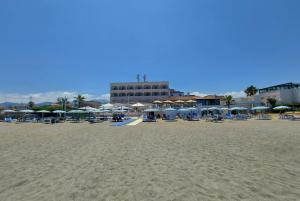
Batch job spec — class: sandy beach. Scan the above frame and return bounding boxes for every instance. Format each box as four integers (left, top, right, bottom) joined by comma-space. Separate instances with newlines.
0, 119, 299, 201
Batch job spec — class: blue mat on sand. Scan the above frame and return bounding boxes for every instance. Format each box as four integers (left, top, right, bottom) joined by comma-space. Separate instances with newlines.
111, 118, 134, 127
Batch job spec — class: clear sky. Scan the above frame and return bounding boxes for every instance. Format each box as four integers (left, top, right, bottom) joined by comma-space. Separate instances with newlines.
0, 0, 299, 102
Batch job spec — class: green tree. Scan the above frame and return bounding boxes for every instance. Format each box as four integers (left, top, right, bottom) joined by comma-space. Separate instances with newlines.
244, 85, 258, 96
57, 97, 69, 110
74, 94, 85, 108
224, 95, 233, 109
28, 101, 35, 109
267, 98, 277, 108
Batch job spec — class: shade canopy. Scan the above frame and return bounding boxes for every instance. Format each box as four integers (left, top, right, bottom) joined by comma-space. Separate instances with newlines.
36, 110, 50, 113
251, 106, 269, 110
19, 109, 34, 113
52, 110, 66, 113
273, 106, 291, 110
131, 102, 145, 107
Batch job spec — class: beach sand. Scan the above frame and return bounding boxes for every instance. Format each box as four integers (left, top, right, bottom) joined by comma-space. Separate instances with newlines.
0, 119, 299, 201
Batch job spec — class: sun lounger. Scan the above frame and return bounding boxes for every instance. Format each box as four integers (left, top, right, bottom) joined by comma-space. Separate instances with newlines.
256, 114, 272, 120
291, 115, 300, 121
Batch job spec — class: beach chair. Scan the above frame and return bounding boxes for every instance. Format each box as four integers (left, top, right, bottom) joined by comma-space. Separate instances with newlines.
291, 115, 300, 121
256, 114, 272, 120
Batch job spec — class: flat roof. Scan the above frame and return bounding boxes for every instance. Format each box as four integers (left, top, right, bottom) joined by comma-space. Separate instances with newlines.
259, 82, 300, 91
111, 81, 169, 85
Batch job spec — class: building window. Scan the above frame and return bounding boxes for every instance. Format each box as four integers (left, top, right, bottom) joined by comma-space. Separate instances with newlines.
144, 85, 151, 89
152, 92, 159, 96
136, 86, 143, 90
127, 93, 134, 96
135, 92, 143, 96
152, 85, 159, 89
161, 85, 168, 89
145, 92, 151, 96
111, 86, 118, 90
161, 92, 168, 96
127, 86, 134, 90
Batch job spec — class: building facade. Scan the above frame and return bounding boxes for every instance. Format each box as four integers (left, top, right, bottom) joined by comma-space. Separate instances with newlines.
110, 81, 170, 103
255, 82, 300, 104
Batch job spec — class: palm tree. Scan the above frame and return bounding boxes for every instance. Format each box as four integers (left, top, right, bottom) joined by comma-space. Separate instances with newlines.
74, 95, 85, 108
57, 97, 69, 111
244, 85, 258, 96
224, 95, 233, 109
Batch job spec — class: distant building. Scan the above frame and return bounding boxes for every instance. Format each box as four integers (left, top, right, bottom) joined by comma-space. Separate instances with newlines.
170, 89, 184, 97
255, 82, 300, 105
163, 95, 225, 107
110, 81, 170, 103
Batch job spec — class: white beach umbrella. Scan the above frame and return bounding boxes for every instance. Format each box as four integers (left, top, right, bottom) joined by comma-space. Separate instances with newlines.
68, 110, 85, 113
101, 103, 114, 110
175, 100, 185, 103
208, 107, 221, 111
19, 109, 34, 113
251, 106, 269, 110
131, 102, 145, 107
273, 106, 291, 110
164, 108, 177, 111
153, 100, 163, 104
230, 107, 248, 111
36, 110, 50, 113
52, 110, 66, 113
99, 109, 111, 113
1, 109, 16, 113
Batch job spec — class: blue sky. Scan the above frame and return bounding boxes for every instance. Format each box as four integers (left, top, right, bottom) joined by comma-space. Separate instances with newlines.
0, 0, 299, 102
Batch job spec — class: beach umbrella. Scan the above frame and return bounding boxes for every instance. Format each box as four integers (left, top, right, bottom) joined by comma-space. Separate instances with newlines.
153, 100, 162, 104
101, 103, 114, 110
36, 110, 50, 119
251, 106, 269, 110
1, 109, 16, 113
164, 108, 177, 111
208, 107, 221, 111
230, 107, 248, 111
273, 106, 291, 110
273, 106, 291, 114
221, 107, 229, 111
131, 102, 145, 107
36, 110, 50, 113
52, 110, 66, 113
163, 100, 173, 104
19, 109, 34, 113
186, 100, 196, 103
68, 110, 86, 113
175, 100, 185, 103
